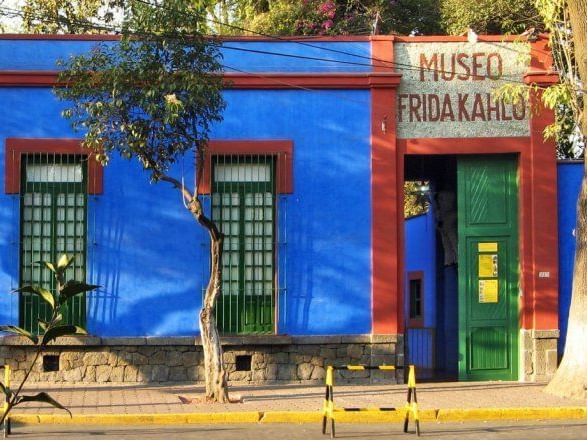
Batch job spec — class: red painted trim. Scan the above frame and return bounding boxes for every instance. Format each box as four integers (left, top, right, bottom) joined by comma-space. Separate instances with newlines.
526, 89, 559, 330
0, 71, 65, 87
0, 34, 120, 41
5, 138, 103, 194
399, 137, 530, 154
0, 34, 385, 42
394, 35, 523, 43
224, 73, 402, 89
524, 71, 559, 86
198, 140, 293, 195
407, 271, 425, 328
371, 37, 400, 335
0, 71, 402, 89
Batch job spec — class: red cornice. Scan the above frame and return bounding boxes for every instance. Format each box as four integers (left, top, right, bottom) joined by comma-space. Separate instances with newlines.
524, 70, 559, 86
0, 34, 386, 42
394, 35, 525, 42
398, 136, 531, 154
0, 70, 402, 89
198, 140, 293, 195
5, 138, 103, 194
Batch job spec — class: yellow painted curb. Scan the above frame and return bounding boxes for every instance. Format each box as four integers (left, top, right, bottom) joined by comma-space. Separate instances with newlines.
260, 411, 323, 424
8, 407, 587, 426
437, 407, 587, 422
10, 412, 262, 425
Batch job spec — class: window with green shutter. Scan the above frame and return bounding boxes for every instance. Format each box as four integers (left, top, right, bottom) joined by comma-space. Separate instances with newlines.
19, 154, 88, 334
212, 155, 275, 334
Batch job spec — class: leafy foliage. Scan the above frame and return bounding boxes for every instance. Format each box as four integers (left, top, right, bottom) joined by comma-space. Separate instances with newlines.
56, 0, 225, 182
238, 0, 442, 36
0, 255, 99, 426
440, 0, 541, 35
21, 0, 124, 34
404, 181, 429, 218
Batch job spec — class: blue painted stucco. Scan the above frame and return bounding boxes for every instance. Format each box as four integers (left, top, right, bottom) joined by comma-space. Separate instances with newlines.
0, 40, 372, 337
557, 161, 583, 354
404, 209, 436, 328
0, 39, 371, 73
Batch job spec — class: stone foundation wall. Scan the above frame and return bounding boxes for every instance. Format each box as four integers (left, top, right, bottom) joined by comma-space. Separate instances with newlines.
520, 329, 559, 382
0, 335, 403, 385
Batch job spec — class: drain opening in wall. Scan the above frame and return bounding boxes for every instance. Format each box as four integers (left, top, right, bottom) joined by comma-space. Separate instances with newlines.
235, 355, 252, 371
43, 355, 60, 372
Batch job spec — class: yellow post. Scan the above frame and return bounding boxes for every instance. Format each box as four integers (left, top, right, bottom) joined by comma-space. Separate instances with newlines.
403, 365, 421, 436
2, 365, 9, 415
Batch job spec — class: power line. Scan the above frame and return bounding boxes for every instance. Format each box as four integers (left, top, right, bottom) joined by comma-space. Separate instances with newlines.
0, 4, 545, 86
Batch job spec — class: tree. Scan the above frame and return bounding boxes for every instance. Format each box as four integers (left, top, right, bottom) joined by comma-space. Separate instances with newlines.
55, 0, 230, 402
543, 0, 587, 399
21, 0, 124, 34
236, 0, 442, 36
440, 0, 542, 35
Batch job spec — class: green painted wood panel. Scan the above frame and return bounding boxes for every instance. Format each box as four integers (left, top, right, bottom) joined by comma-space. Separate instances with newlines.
212, 156, 275, 334
19, 154, 87, 334
457, 155, 519, 381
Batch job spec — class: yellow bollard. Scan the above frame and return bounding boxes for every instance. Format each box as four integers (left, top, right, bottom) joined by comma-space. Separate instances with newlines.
403, 365, 420, 436
2, 365, 9, 414
2, 365, 11, 437
322, 366, 335, 438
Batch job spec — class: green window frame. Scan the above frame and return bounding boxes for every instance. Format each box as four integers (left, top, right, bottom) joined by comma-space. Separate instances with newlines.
19, 154, 88, 334
212, 155, 276, 334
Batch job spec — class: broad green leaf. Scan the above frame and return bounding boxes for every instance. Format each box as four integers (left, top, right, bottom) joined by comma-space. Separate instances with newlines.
57, 254, 75, 271
0, 326, 38, 344
13, 285, 55, 310
41, 261, 56, 273
60, 281, 100, 304
38, 319, 49, 332
42, 325, 87, 345
14, 392, 71, 417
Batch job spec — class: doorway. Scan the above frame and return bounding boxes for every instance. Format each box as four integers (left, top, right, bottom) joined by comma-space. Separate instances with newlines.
404, 154, 519, 381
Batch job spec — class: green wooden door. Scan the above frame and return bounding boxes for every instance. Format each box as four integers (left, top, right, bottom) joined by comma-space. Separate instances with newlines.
457, 156, 519, 381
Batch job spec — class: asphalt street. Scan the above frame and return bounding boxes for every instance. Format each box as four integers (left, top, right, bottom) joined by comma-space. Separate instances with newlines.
7, 420, 587, 439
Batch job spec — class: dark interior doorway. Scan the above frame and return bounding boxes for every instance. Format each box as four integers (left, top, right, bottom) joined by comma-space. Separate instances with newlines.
404, 155, 458, 381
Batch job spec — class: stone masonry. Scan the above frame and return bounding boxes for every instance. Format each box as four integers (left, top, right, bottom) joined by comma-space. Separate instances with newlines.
520, 329, 559, 382
0, 335, 403, 385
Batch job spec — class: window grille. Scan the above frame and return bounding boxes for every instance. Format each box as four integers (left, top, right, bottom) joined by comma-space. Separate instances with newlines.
211, 155, 276, 334
19, 153, 87, 334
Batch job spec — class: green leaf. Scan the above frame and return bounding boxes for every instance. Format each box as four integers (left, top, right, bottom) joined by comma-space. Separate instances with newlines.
0, 326, 38, 344
13, 285, 55, 310
60, 281, 100, 304
0, 381, 11, 399
41, 261, 56, 273
42, 325, 87, 345
14, 392, 71, 417
38, 319, 49, 332
57, 254, 75, 271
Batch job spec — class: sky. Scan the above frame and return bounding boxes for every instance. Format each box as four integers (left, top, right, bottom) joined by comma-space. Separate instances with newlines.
0, 0, 24, 32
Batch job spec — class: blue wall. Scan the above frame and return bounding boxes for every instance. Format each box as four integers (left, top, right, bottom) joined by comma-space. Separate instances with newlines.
0, 39, 373, 337
557, 161, 583, 354
404, 208, 436, 327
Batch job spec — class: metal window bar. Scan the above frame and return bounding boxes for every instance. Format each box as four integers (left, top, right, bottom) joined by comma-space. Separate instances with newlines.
19, 153, 88, 334
210, 154, 277, 335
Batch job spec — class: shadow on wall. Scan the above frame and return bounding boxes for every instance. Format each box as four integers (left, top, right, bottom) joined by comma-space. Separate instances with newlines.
87, 157, 204, 337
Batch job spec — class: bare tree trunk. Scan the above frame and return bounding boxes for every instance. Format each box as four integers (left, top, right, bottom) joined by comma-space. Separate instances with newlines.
545, 0, 587, 399
199, 229, 229, 403
160, 174, 229, 403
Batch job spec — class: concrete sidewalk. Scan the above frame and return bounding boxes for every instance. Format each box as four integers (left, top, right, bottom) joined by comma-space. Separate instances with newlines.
6, 380, 587, 424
